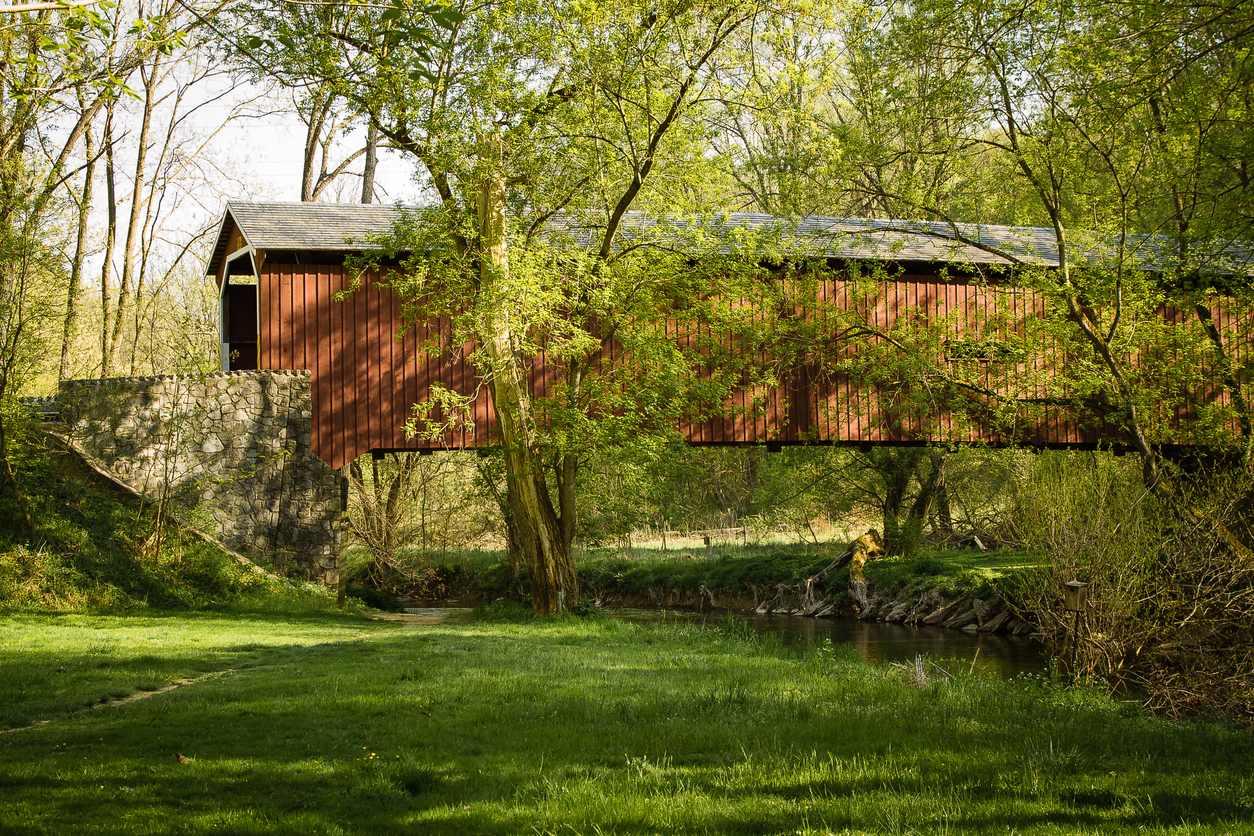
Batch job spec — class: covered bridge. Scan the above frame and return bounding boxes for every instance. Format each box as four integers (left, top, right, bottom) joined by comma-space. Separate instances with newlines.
206, 202, 1244, 470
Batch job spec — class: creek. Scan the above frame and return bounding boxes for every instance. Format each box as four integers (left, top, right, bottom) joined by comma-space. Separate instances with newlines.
612, 608, 1051, 679
404, 605, 1052, 679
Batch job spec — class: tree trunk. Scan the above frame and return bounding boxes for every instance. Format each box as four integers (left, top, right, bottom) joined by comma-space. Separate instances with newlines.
874, 448, 923, 557
59, 86, 95, 383
301, 88, 330, 203
900, 451, 946, 559
933, 467, 954, 537
476, 158, 577, 616
872, 448, 946, 559
108, 56, 158, 374
99, 102, 117, 377
360, 121, 378, 204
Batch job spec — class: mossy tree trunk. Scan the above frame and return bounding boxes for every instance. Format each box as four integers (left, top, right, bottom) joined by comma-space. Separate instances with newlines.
476, 164, 579, 615
873, 448, 946, 559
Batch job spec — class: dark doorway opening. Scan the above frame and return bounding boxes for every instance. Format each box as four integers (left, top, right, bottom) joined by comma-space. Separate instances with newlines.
224, 281, 258, 371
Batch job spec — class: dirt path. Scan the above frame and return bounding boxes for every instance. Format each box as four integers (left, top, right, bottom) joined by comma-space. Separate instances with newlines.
1, 611, 467, 735
0, 668, 241, 736
364, 608, 472, 627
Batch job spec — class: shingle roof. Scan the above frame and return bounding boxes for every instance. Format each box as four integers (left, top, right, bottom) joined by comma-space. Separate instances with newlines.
207, 201, 1250, 277
587, 214, 1069, 267
764, 215, 1066, 265
226, 201, 412, 250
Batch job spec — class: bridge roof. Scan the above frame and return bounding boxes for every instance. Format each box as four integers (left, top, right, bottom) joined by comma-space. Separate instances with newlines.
596, 214, 1067, 267
206, 202, 1250, 279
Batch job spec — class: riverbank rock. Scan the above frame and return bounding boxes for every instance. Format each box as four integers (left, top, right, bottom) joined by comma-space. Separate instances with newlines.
587, 582, 1038, 637
944, 605, 981, 630
923, 597, 965, 625
980, 608, 1013, 633
884, 601, 911, 622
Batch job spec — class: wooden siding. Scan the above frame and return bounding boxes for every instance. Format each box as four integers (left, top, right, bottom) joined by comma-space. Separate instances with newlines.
257, 262, 1244, 469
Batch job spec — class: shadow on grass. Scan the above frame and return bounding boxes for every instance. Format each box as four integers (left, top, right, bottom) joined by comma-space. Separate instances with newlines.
2, 621, 1251, 834
0, 610, 393, 730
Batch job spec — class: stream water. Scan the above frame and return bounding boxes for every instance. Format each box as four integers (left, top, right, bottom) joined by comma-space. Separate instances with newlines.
611, 608, 1052, 679
405, 605, 1052, 679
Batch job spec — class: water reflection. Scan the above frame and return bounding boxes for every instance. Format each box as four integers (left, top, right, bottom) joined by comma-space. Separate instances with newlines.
612, 608, 1051, 679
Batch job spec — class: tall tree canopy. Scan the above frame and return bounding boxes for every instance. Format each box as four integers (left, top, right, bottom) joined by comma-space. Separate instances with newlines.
819, 0, 1254, 489
243, 0, 804, 614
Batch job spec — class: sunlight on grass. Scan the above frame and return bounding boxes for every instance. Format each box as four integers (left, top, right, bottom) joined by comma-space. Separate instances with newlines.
2, 614, 1251, 835
0, 612, 393, 729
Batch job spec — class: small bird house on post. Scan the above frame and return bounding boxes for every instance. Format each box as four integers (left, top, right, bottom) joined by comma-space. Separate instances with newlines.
1062, 580, 1088, 686
1064, 580, 1089, 613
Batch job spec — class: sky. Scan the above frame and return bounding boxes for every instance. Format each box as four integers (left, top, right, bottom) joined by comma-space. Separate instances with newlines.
186, 79, 429, 211
217, 118, 426, 206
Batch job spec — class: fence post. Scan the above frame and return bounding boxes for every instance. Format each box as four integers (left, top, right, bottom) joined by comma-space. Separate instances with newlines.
337, 469, 349, 609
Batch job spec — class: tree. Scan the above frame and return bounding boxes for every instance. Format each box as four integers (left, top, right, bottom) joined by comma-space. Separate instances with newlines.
0, 0, 228, 538
288, 83, 385, 204
244, 0, 804, 615
0, 2, 153, 537
829, 0, 1254, 492
819, 0, 1254, 710
348, 451, 491, 589
707, 6, 855, 216
86, 0, 253, 378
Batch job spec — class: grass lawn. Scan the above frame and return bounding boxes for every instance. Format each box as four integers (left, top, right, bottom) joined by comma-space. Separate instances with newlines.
0, 610, 390, 729
574, 543, 1039, 603
2, 609, 1251, 835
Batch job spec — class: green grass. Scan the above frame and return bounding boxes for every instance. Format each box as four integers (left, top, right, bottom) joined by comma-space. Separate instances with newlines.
348, 538, 1039, 605
0, 611, 388, 730
580, 544, 832, 596
2, 610, 1250, 835
578, 543, 1037, 601
0, 442, 346, 614
861, 548, 1040, 599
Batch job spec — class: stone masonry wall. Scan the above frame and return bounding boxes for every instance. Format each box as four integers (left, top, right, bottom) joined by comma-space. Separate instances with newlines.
59, 371, 342, 585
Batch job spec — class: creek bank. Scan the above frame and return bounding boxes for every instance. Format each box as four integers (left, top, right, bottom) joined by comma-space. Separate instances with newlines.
588, 584, 1039, 637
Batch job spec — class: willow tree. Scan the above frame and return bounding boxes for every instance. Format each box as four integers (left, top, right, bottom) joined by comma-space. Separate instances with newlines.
242, 0, 802, 614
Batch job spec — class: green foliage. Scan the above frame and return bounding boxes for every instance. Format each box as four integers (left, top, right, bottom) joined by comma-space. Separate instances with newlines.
1010, 450, 1254, 723
243, 0, 828, 615
0, 448, 321, 613
863, 549, 1031, 598
471, 598, 536, 622
347, 451, 495, 587
574, 541, 1036, 610
577, 542, 1021, 599
571, 597, 607, 619
346, 584, 404, 613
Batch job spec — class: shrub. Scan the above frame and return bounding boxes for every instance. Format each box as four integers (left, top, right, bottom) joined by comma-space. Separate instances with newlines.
346, 584, 405, 612
1009, 450, 1254, 727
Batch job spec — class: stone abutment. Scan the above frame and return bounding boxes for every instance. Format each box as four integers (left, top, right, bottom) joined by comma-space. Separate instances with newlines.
58, 371, 342, 584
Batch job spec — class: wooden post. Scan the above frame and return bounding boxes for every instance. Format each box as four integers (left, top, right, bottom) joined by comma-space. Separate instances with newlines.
337, 468, 349, 609
1062, 580, 1088, 687
704, 535, 712, 562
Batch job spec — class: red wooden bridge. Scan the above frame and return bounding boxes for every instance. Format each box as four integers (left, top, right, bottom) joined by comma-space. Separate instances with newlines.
207, 202, 1247, 470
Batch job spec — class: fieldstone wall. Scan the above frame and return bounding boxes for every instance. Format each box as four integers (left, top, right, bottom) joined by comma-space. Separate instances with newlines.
58, 371, 342, 584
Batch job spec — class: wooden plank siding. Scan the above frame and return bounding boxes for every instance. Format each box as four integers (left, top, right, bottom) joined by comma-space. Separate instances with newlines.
253, 261, 1246, 470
